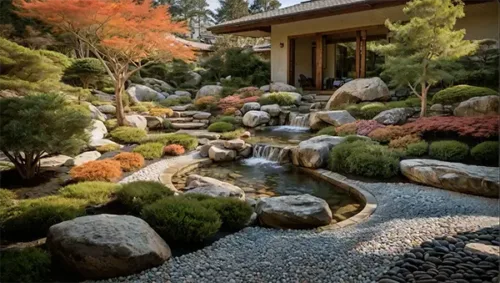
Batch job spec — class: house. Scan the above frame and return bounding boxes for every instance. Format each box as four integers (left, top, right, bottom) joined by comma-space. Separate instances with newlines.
208, 0, 498, 90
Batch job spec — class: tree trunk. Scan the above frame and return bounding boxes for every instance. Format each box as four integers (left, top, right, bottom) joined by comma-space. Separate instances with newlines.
420, 84, 428, 117
2, 151, 39, 179
115, 76, 126, 126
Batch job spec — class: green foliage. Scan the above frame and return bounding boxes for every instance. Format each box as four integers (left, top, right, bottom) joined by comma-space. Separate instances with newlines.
141, 197, 221, 243
62, 58, 104, 89
328, 140, 400, 178
221, 86, 238, 98
471, 141, 499, 166
104, 119, 118, 131
159, 96, 192, 107
344, 135, 371, 143
220, 128, 245, 140
59, 181, 119, 205
96, 143, 120, 153
359, 103, 387, 119
260, 92, 295, 106
431, 85, 498, 105
429, 140, 469, 162
130, 105, 148, 113
0, 93, 90, 179
132, 142, 164, 159
208, 121, 234, 133
405, 141, 428, 157
0, 196, 86, 241
200, 197, 253, 231
0, 248, 51, 283
110, 126, 147, 144
116, 181, 174, 214
141, 133, 198, 150
216, 115, 238, 125
316, 126, 336, 136
0, 189, 16, 207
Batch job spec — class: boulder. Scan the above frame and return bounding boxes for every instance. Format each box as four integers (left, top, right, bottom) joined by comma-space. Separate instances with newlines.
260, 82, 297, 93
195, 85, 223, 99
89, 138, 121, 149
291, 136, 345, 168
184, 174, 245, 200
47, 214, 171, 280
67, 151, 101, 166
192, 112, 211, 119
309, 111, 356, 130
183, 71, 202, 87
208, 146, 237, 162
145, 116, 164, 129
261, 92, 302, 105
88, 120, 108, 141
142, 78, 174, 92
240, 131, 251, 138
126, 84, 165, 103
97, 104, 116, 114
325, 77, 390, 109
174, 90, 192, 98
91, 89, 114, 102
241, 102, 261, 114
400, 159, 500, 198
453, 95, 499, 117
224, 139, 245, 150
238, 144, 252, 157
372, 108, 415, 125
261, 104, 281, 117
430, 104, 444, 111
87, 103, 107, 122
125, 115, 147, 130
40, 155, 73, 168
242, 111, 270, 127
171, 104, 193, 111
255, 194, 332, 229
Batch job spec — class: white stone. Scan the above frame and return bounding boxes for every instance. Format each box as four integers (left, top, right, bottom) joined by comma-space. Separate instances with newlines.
464, 243, 500, 257
224, 139, 245, 150
261, 104, 281, 117
67, 151, 101, 166
125, 115, 148, 130
40, 155, 73, 168
209, 146, 236, 162
242, 111, 270, 127
87, 120, 108, 141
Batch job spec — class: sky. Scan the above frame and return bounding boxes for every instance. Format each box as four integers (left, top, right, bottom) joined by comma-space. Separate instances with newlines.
207, 0, 303, 11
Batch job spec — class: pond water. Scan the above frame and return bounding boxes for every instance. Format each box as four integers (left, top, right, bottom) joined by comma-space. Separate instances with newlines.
172, 158, 362, 223
247, 126, 313, 145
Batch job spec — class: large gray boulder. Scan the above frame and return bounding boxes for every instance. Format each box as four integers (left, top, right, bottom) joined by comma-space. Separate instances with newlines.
125, 115, 147, 130
325, 77, 390, 109
309, 110, 356, 130
174, 90, 192, 98
373, 108, 415, 125
47, 214, 171, 280
184, 71, 202, 87
291, 135, 345, 168
255, 194, 333, 229
87, 103, 107, 122
142, 78, 174, 92
208, 146, 236, 162
184, 174, 245, 200
453, 95, 499, 117
87, 120, 108, 141
126, 84, 166, 103
400, 159, 500, 198
145, 116, 164, 129
260, 82, 297, 93
261, 104, 281, 117
97, 104, 116, 115
195, 85, 223, 99
241, 102, 261, 114
242, 110, 270, 127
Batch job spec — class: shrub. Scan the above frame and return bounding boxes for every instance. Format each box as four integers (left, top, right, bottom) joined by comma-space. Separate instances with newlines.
130, 105, 148, 113
110, 126, 147, 143
149, 107, 173, 117
96, 143, 120, 153
141, 197, 221, 243
163, 119, 174, 130
164, 144, 185, 156
220, 128, 246, 140
223, 107, 238, 115
221, 86, 237, 97
112, 152, 145, 171
316, 126, 337, 136
0, 189, 16, 207
328, 140, 400, 178
403, 116, 499, 138
388, 134, 422, 149
359, 103, 387, 119
59, 181, 119, 205
0, 196, 86, 241
406, 141, 428, 157
356, 120, 385, 136
471, 141, 499, 166
200, 197, 253, 231
159, 97, 192, 107
141, 133, 198, 150
429, 140, 469, 162
260, 92, 295, 106
194, 96, 218, 111
336, 122, 359, 136
70, 160, 122, 182
62, 58, 105, 90
208, 122, 234, 133
116, 181, 174, 214
235, 86, 264, 98
219, 95, 259, 112
368, 126, 406, 143
432, 85, 498, 105
344, 135, 371, 143
0, 248, 51, 283
133, 142, 164, 159
216, 115, 238, 125
104, 119, 118, 131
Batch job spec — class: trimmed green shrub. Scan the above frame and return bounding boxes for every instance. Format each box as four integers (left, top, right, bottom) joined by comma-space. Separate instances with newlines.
59, 181, 119, 205
0, 189, 16, 207
159, 96, 192, 107
344, 135, 371, 143
141, 133, 198, 150
62, 58, 105, 90
220, 128, 245, 140
359, 103, 387, 119
200, 197, 253, 231
116, 181, 174, 214
432, 85, 498, 105
141, 197, 221, 243
0, 196, 86, 241
328, 140, 400, 178
405, 141, 428, 157
316, 126, 336, 136
260, 92, 295, 106
0, 248, 51, 283
130, 105, 148, 113
216, 115, 238, 125
429, 140, 469, 162
96, 143, 120, 153
133, 142, 164, 159
471, 141, 499, 166
104, 119, 118, 131
110, 127, 147, 144
208, 121, 234, 133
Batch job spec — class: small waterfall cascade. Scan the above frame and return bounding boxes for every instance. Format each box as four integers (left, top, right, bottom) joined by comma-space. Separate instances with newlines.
252, 144, 291, 163
288, 112, 310, 128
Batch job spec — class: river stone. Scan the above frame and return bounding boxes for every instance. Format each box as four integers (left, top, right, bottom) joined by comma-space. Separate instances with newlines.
97, 104, 116, 114
195, 85, 223, 99
400, 159, 500, 198
242, 110, 270, 127
47, 214, 171, 280
453, 95, 499, 117
309, 110, 356, 130
192, 112, 211, 119
184, 174, 245, 200
87, 103, 107, 122
255, 194, 333, 229
224, 139, 245, 150
464, 243, 500, 257
260, 82, 297, 93
87, 120, 108, 141
261, 104, 281, 117
126, 84, 165, 103
208, 146, 237, 162
373, 108, 415, 125
325, 77, 390, 109
67, 151, 101, 166
125, 115, 147, 130
145, 116, 164, 129
291, 135, 345, 168
241, 102, 261, 114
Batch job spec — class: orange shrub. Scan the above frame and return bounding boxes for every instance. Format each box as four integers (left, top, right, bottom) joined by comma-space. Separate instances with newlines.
149, 107, 173, 117
223, 107, 238, 115
70, 160, 122, 182
336, 122, 359, 136
112, 152, 145, 171
368, 126, 406, 143
388, 134, 422, 149
164, 144, 185, 156
235, 87, 264, 98
194, 96, 218, 111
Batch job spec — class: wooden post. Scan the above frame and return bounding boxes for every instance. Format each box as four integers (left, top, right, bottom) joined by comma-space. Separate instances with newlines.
315, 34, 323, 89
360, 30, 367, 78
355, 31, 361, 78
288, 38, 295, 86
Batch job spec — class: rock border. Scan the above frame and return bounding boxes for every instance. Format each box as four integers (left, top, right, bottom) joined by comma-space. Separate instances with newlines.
159, 158, 212, 191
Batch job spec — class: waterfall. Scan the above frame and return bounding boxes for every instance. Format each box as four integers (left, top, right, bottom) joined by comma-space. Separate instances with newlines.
252, 144, 291, 163
288, 112, 310, 128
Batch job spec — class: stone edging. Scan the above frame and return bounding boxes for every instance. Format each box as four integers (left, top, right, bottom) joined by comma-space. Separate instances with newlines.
159, 158, 212, 191
300, 168, 378, 231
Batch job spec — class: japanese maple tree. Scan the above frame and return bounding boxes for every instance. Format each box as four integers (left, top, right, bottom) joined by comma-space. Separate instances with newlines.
15, 0, 195, 125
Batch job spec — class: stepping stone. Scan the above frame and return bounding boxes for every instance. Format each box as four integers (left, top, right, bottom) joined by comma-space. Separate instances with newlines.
166, 117, 193, 123
170, 104, 193, 111
175, 129, 220, 140
177, 111, 201, 117
171, 122, 206, 129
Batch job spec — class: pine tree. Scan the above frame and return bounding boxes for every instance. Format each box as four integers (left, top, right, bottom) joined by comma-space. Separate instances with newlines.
216, 0, 249, 23
250, 0, 281, 14
377, 0, 477, 117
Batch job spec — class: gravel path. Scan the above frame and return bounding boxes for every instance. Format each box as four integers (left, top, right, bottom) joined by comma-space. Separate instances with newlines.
104, 156, 498, 283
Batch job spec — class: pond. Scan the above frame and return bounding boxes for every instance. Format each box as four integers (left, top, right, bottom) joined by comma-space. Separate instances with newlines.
172, 158, 362, 223
247, 126, 313, 145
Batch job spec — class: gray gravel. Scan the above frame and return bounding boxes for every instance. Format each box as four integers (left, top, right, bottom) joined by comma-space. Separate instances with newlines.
101, 157, 498, 283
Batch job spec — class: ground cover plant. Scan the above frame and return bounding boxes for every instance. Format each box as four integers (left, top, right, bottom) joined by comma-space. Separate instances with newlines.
208, 121, 234, 133
164, 144, 185, 156
112, 152, 145, 171
133, 143, 164, 159
402, 116, 499, 139
69, 160, 122, 182
59, 181, 119, 205
140, 133, 198, 150
116, 181, 174, 214
110, 127, 147, 144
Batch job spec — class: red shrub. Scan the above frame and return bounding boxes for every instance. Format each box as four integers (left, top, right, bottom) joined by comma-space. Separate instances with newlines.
112, 152, 145, 172
223, 107, 238, 115
356, 120, 385, 136
403, 116, 499, 138
164, 144, 185, 156
368, 126, 406, 143
219, 95, 244, 111
242, 96, 259, 103
70, 160, 122, 182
